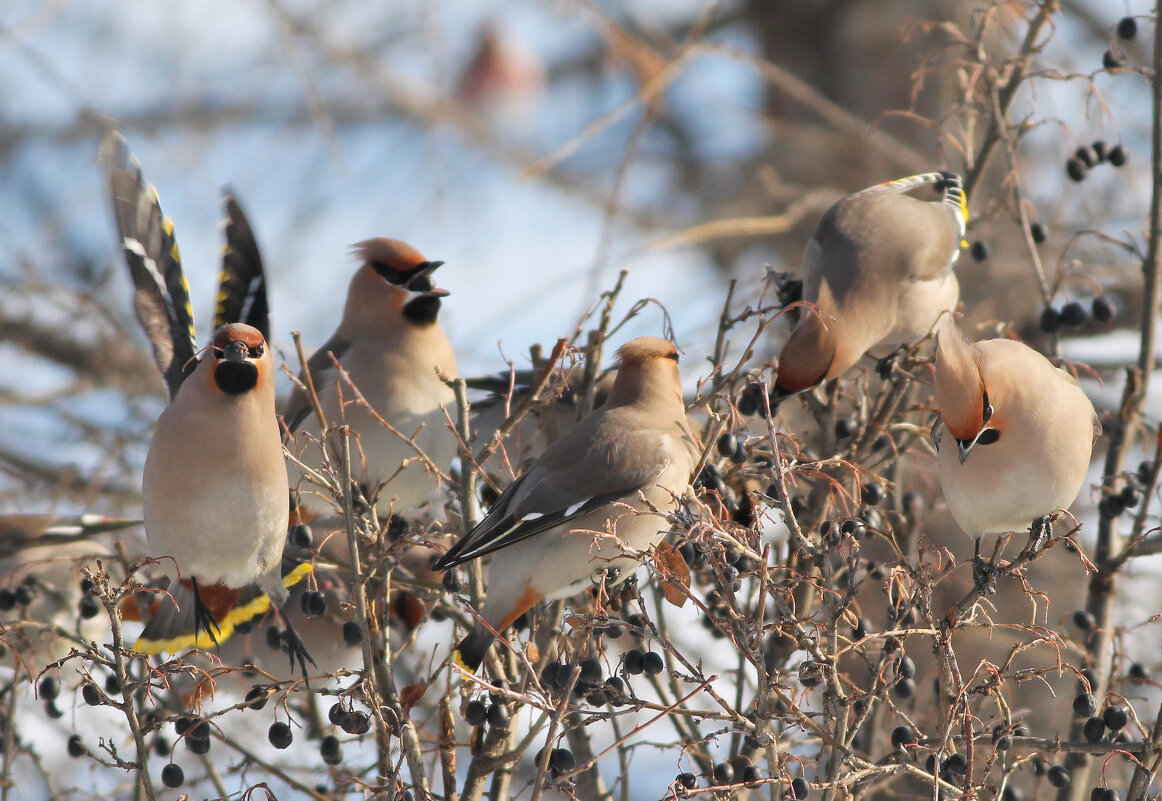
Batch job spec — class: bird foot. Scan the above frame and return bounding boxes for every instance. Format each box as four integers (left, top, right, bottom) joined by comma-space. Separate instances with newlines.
875, 346, 907, 380
1025, 515, 1052, 557
971, 540, 998, 595
191, 579, 222, 649
280, 612, 317, 682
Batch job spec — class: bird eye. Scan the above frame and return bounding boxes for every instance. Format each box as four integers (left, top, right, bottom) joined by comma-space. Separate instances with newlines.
981, 391, 993, 425
249, 343, 264, 358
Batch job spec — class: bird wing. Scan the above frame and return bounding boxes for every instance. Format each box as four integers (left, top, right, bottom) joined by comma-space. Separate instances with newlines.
283, 334, 352, 432
0, 514, 140, 560
99, 132, 199, 402
433, 425, 674, 569
215, 191, 270, 342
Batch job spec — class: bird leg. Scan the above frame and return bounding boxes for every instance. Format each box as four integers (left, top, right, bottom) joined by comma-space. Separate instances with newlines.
190, 578, 222, 649
971, 535, 1008, 595
875, 345, 908, 380
278, 609, 317, 681
1025, 515, 1052, 557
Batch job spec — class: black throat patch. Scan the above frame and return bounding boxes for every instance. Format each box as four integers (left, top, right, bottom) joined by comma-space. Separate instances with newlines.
214, 360, 259, 395
403, 295, 442, 325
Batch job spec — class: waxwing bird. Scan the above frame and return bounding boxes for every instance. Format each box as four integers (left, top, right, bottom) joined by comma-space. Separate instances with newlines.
774, 172, 967, 401
284, 238, 458, 519
933, 321, 1099, 588
100, 133, 311, 673
0, 515, 140, 560
435, 336, 700, 673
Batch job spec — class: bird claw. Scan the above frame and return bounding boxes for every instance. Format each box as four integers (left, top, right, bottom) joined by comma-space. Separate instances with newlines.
875, 346, 907, 380
280, 613, 317, 682
191, 580, 222, 649
1026, 516, 1051, 556
972, 540, 997, 595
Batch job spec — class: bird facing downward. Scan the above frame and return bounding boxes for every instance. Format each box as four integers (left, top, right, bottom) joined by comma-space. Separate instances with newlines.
933, 321, 1099, 578
138, 323, 305, 656
774, 172, 967, 400
434, 336, 700, 673
284, 238, 458, 520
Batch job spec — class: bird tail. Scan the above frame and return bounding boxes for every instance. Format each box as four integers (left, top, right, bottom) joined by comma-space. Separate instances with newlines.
452, 623, 495, 673
134, 563, 312, 655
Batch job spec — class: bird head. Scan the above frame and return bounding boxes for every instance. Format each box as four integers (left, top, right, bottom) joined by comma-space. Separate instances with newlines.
608, 336, 682, 406
208, 323, 270, 396
934, 322, 1002, 464
348, 238, 449, 327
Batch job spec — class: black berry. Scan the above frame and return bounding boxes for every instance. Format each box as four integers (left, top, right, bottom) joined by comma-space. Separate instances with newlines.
1103, 705, 1128, 731
1040, 307, 1062, 334
550, 748, 575, 773
1030, 222, 1047, 243
1067, 158, 1088, 182
67, 734, 85, 758
39, 677, 59, 701
464, 699, 487, 726
677, 772, 697, 789
1075, 146, 1096, 168
1048, 765, 1071, 788
1084, 716, 1107, 742
712, 762, 734, 784
1103, 49, 1126, 70
342, 621, 362, 647
288, 524, 313, 548
1074, 692, 1097, 717
1109, 145, 1127, 167
1091, 296, 1114, 322
320, 734, 342, 765
835, 418, 856, 439
891, 725, 914, 748
1061, 301, 1088, 327
642, 651, 664, 676
244, 685, 268, 710
970, 241, 989, 261
1117, 17, 1138, 39
161, 763, 184, 788
486, 703, 509, 727
717, 433, 738, 459
82, 684, 101, 706
791, 776, 810, 799
268, 722, 293, 749
1073, 609, 1096, 630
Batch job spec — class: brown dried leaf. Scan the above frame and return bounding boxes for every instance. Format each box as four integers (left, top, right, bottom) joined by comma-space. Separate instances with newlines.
655, 541, 690, 608
400, 682, 428, 711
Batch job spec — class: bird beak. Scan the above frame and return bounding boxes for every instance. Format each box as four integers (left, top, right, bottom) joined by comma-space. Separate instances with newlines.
956, 426, 990, 465
406, 261, 450, 297
222, 340, 248, 363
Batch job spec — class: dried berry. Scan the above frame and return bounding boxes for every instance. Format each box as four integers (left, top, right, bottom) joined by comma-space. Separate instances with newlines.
717, 433, 738, 459
677, 772, 697, 790
1103, 49, 1126, 70
67, 734, 85, 758
244, 685, 269, 710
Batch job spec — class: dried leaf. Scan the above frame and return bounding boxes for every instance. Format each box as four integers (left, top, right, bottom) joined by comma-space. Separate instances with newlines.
400, 682, 428, 710
655, 541, 690, 608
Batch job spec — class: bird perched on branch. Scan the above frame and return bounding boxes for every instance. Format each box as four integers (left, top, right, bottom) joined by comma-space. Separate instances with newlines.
932, 320, 1099, 589
435, 336, 700, 673
774, 171, 967, 402
99, 132, 312, 675
284, 238, 458, 521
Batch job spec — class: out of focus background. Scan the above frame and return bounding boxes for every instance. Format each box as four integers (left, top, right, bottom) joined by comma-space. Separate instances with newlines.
0, 2, 1158, 800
